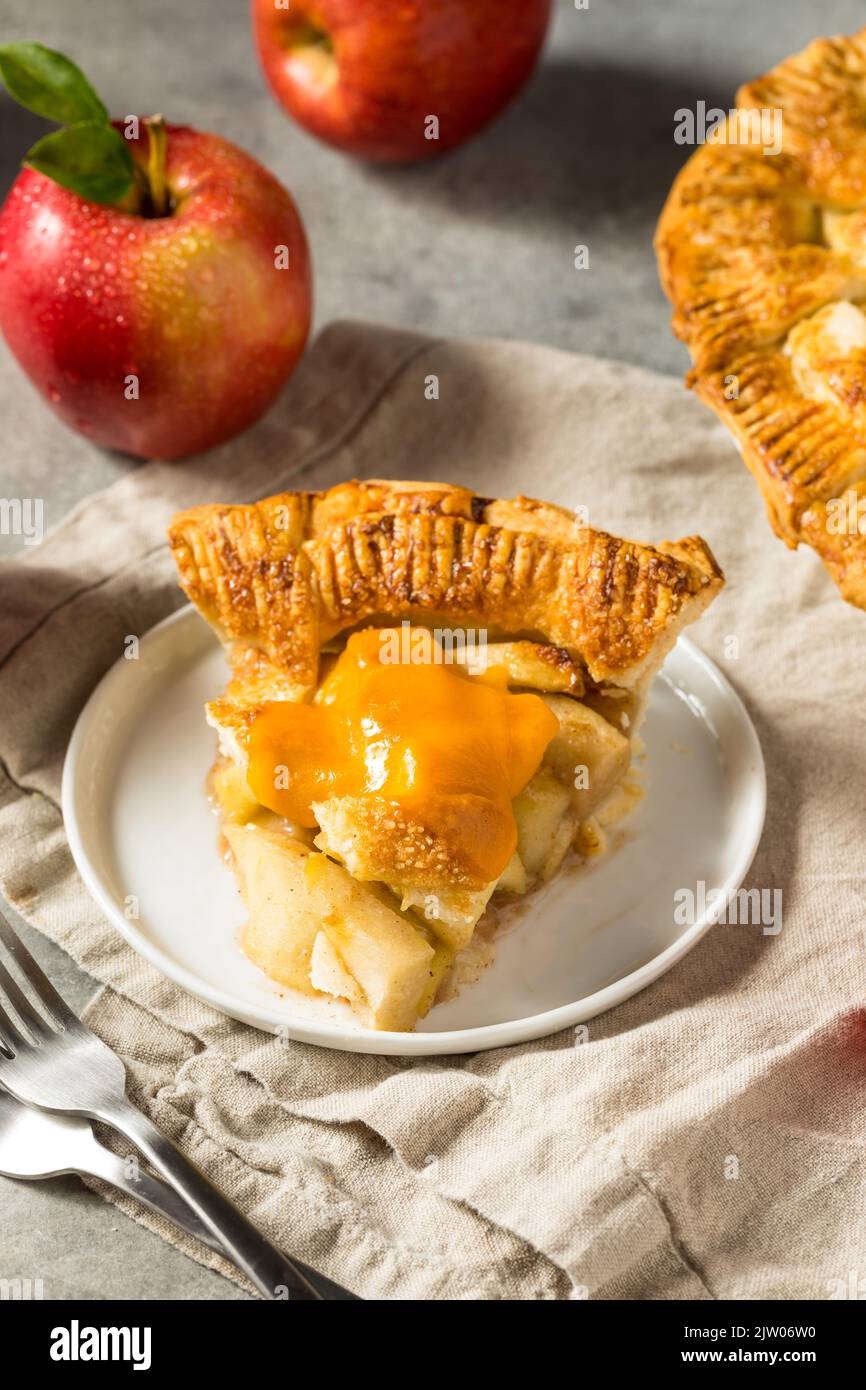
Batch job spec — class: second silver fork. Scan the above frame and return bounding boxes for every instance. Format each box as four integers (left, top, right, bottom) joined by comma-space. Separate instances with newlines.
0, 1084, 226, 1253
0, 912, 360, 1301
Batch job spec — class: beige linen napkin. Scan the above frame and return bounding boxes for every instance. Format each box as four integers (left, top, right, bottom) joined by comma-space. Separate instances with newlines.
1, 320, 865, 1301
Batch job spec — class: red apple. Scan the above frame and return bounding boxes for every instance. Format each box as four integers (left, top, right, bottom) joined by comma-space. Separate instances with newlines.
251, 0, 552, 162
0, 123, 312, 459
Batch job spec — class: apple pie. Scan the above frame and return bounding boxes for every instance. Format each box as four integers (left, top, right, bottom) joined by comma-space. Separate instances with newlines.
168, 480, 723, 1031
656, 25, 866, 609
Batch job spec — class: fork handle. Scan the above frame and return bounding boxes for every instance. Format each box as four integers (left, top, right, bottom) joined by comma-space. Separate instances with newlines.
96, 1096, 359, 1301
80, 1136, 225, 1254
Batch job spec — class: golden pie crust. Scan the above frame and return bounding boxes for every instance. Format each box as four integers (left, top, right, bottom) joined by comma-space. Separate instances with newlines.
169, 479, 723, 695
655, 26, 866, 608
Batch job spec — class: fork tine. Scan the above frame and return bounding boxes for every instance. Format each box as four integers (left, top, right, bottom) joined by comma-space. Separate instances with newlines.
0, 995, 23, 1053
0, 911, 77, 1030
0, 953, 53, 1043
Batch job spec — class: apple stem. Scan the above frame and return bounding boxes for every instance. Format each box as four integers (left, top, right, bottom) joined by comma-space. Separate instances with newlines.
144, 114, 168, 217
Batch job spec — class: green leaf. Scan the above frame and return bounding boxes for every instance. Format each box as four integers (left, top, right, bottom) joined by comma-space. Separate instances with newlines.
23, 123, 134, 205
0, 42, 108, 124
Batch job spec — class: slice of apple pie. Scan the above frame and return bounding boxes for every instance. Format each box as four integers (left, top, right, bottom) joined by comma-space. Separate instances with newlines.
168, 479, 723, 1031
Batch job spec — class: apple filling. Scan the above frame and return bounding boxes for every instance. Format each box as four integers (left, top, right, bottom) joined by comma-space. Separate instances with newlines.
784, 299, 866, 417
208, 625, 641, 1031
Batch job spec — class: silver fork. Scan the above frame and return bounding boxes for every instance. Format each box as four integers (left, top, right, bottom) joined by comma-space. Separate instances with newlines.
0, 912, 360, 1301
0, 1084, 225, 1253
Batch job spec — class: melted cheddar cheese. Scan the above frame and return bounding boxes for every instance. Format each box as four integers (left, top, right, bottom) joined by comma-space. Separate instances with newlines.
246, 627, 559, 882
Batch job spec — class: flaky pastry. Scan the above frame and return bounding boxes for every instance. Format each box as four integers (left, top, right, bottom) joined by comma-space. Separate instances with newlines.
656, 26, 866, 608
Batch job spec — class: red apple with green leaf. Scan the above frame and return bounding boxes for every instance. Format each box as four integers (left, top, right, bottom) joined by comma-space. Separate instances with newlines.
0, 43, 312, 459
251, 0, 552, 162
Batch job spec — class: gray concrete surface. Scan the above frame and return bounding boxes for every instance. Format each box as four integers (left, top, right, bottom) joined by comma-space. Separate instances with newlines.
1, 0, 864, 1300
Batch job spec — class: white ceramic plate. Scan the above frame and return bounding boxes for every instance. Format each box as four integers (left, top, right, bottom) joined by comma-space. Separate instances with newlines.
62, 607, 765, 1056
